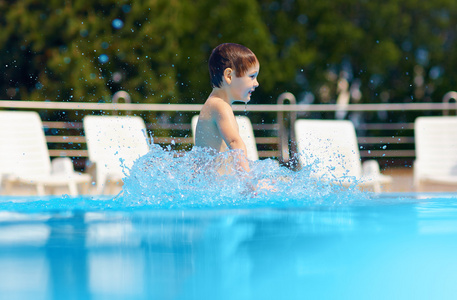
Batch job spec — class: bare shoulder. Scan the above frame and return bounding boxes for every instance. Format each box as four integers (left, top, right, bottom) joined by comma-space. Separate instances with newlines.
201, 96, 231, 118
205, 96, 230, 110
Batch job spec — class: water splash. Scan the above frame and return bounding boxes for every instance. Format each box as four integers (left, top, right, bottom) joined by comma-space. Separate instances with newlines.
118, 144, 367, 209
98, 54, 109, 64
112, 19, 124, 30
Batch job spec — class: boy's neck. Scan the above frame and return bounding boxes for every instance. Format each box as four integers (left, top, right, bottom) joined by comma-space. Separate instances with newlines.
209, 88, 234, 105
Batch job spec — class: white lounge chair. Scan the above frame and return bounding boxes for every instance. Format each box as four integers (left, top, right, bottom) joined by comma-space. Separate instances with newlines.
294, 119, 391, 192
413, 116, 457, 188
0, 111, 91, 196
191, 115, 259, 161
83, 115, 150, 194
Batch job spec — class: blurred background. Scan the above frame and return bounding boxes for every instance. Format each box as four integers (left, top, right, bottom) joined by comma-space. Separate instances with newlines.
1, 0, 457, 175
2, 0, 457, 107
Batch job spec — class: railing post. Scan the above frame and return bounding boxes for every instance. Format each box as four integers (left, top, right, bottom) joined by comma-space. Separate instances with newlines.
112, 90, 132, 115
442, 91, 457, 116
277, 92, 297, 169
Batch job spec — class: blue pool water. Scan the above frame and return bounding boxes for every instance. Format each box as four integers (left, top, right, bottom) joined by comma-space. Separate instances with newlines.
0, 193, 457, 299
1, 147, 457, 299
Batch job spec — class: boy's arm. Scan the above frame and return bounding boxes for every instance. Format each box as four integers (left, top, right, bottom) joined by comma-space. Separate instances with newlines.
213, 102, 250, 173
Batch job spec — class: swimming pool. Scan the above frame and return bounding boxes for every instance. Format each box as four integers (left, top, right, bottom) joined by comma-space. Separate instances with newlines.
0, 191, 456, 300
2, 146, 457, 300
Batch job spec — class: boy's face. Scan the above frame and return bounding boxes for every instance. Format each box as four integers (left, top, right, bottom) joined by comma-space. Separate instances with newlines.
230, 62, 260, 103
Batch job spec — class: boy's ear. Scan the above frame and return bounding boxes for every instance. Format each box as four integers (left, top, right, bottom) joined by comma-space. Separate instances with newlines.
223, 68, 233, 85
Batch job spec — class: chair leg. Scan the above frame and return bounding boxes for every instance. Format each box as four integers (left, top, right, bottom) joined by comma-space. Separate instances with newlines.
80, 182, 90, 195
97, 180, 105, 194
68, 182, 78, 196
4, 180, 13, 195
96, 171, 107, 195
373, 182, 381, 193
37, 184, 45, 196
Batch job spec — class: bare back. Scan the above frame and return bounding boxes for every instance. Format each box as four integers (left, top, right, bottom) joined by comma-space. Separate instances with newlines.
195, 118, 228, 152
194, 96, 240, 153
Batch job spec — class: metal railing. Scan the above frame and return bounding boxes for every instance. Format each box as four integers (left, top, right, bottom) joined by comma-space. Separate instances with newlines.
1, 96, 457, 170
1, 99, 457, 112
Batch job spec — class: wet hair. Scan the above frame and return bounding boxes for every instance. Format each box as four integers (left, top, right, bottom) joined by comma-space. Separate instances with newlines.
208, 43, 258, 88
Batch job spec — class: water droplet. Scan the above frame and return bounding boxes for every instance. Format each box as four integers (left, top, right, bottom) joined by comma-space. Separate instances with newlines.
122, 4, 131, 13
98, 54, 109, 64
80, 29, 89, 37
112, 72, 122, 83
112, 19, 124, 29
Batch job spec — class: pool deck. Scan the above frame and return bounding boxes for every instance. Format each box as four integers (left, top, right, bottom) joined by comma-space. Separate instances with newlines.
382, 167, 457, 193
1, 167, 456, 196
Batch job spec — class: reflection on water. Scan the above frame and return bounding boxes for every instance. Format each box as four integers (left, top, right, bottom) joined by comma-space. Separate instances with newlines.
0, 195, 457, 299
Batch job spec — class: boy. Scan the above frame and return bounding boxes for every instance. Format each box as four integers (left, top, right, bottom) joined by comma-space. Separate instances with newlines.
194, 43, 260, 174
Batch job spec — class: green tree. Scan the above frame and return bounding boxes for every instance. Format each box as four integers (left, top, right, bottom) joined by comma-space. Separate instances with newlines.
171, 0, 278, 106
257, 0, 457, 107
2, 0, 457, 114
0, 0, 182, 104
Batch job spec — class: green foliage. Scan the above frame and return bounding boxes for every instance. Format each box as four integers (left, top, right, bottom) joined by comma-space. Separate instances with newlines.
1, 0, 182, 104
2, 0, 457, 114
258, 0, 457, 104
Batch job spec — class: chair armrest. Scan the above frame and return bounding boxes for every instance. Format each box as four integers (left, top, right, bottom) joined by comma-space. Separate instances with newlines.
51, 157, 76, 175
362, 160, 381, 177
